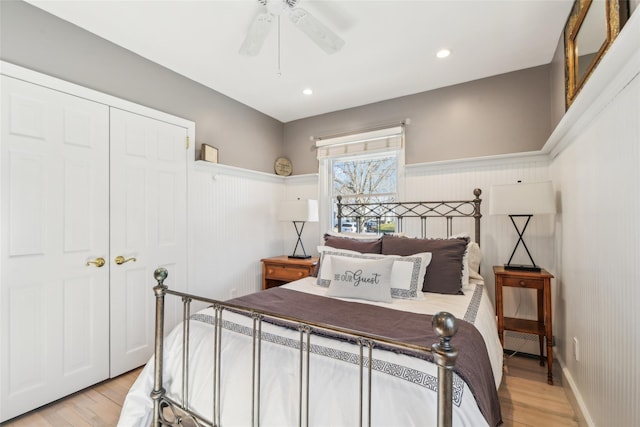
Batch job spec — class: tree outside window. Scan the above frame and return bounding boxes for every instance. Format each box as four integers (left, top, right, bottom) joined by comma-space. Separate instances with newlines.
331, 152, 398, 233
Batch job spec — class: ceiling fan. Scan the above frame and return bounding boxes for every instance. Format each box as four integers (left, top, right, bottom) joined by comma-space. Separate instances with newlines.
239, 0, 345, 56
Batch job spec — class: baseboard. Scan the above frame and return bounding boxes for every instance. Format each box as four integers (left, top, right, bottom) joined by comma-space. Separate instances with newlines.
556, 355, 594, 427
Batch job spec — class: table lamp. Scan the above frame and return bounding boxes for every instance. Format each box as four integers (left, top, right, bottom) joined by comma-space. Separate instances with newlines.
278, 199, 319, 259
489, 181, 556, 271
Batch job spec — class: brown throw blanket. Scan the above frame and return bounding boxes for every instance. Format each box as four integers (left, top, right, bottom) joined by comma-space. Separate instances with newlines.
228, 287, 502, 426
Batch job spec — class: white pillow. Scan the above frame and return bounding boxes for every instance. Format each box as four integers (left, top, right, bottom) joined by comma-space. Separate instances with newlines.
448, 233, 483, 286
317, 246, 359, 287
467, 241, 482, 281
326, 256, 394, 303
317, 246, 431, 299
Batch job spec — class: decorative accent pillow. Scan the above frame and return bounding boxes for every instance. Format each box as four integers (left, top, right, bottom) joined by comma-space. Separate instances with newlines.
317, 246, 431, 299
313, 233, 383, 278
326, 256, 394, 303
381, 235, 469, 295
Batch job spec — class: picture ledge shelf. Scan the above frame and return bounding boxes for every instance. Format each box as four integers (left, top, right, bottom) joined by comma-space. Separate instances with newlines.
543, 9, 640, 160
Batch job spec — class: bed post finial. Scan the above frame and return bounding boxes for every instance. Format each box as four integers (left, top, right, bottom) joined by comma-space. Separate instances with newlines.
473, 188, 482, 246
154, 267, 168, 288
432, 311, 459, 427
151, 268, 169, 426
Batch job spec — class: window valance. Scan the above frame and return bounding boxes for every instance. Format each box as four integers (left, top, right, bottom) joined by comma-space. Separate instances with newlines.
315, 125, 404, 159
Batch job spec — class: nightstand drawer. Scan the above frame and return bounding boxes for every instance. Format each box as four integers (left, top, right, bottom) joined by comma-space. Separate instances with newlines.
265, 264, 309, 281
261, 256, 319, 290
502, 276, 544, 290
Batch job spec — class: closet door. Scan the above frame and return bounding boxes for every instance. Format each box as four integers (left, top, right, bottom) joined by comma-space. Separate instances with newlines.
109, 108, 188, 377
0, 76, 110, 421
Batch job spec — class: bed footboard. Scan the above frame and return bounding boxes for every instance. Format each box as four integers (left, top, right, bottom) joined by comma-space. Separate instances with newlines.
151, 267, 460, 427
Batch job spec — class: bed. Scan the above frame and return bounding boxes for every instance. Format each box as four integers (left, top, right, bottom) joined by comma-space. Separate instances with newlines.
118, 189, 503, 427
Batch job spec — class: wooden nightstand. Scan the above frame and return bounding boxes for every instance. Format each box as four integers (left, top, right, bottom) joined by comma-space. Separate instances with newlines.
493, 265, 555, 385
261, 256, 319, 290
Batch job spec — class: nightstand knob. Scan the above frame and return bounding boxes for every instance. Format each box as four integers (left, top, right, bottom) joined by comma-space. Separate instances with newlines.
519, 280, 526, 286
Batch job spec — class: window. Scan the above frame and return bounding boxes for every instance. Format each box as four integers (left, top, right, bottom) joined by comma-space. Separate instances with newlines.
316, 125, 405, 234
331, 152, 398, 232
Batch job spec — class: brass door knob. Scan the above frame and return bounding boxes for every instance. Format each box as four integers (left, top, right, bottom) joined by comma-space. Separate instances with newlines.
86, 257, 106, 268
115, 255, 137, 265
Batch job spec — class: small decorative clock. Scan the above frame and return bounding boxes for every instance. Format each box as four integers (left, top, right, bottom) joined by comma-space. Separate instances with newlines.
274, 157, 292, 176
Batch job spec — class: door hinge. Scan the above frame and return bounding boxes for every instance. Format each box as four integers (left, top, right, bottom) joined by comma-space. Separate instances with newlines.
185, 136, 190, 150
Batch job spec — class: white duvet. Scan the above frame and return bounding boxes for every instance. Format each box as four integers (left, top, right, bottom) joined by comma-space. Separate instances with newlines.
118, 278, 502, 426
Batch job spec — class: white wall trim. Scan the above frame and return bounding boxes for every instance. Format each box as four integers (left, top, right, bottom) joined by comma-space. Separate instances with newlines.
193, 160, 284, 183
542, 10, 640, 160
194, 160, 321, 185
556, 355, 596, 427
406, 151, 550, 175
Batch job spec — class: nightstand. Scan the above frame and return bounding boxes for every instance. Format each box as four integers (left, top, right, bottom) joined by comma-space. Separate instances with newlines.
261, 256, 319, 290
493, 265, 555, 385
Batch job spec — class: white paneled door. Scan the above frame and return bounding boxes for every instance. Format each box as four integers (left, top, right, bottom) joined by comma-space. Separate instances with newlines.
109, 108, 188, 377
0, 76, 110, 421
1, 75, 190, 421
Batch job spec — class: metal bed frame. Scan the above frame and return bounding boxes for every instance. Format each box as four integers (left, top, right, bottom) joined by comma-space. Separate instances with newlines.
337, 188, 482, 244
150, 189, 483, 427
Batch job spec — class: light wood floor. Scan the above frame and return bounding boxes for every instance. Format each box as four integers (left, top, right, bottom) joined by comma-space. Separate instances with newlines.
0, 368, 142, 427
2, 355, 578, 426
499, 355, 580, 426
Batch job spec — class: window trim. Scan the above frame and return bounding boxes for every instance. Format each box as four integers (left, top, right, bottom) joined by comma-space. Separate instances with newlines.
318, 137, 405, 235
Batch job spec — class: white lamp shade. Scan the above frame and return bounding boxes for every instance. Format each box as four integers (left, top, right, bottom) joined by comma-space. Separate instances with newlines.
278, 199, 319, 222
489, 181, 556, 215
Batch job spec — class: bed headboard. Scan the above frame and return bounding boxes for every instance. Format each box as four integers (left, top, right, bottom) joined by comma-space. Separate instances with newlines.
336, 188, 482, 245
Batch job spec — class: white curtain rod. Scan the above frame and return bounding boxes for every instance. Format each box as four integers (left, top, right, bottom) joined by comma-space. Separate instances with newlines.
311, 119, 409, 142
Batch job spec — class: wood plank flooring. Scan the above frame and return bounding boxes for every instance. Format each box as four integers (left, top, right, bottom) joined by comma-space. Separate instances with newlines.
1, 368, 142, 427
499, 355, 580, 426
2, 356, 579, 426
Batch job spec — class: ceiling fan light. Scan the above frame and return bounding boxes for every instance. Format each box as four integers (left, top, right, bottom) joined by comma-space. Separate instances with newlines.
436, 49, 451, 59
303, 88, 313, 95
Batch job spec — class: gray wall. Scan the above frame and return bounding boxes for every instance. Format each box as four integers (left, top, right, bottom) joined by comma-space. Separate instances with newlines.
549, 34, 567, 130
284, 65, 553, 174
2, 0, 563, 176
0, 0, 284, 174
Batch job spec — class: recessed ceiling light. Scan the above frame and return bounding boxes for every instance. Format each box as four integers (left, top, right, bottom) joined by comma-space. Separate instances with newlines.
303, 88, 313, 95
436, 49, 451, 59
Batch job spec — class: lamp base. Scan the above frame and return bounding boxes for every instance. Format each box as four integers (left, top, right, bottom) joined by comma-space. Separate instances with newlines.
289, 255, 312, 259
504, 264, 542, 272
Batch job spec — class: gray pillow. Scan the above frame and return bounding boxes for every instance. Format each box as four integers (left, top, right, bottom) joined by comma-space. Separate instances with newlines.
323, 233, 382, 253
381, 235, 468, 294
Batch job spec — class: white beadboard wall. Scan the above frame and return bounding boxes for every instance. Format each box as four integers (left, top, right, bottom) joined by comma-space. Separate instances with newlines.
405, 155, 555, 355
284, 152, 556, 355
546, 35, 640, 427
189, 161, 285, 300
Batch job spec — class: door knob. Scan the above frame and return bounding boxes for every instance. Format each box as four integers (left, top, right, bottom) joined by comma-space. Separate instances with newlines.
115, 255, 137, 265
86, 257, 106, 268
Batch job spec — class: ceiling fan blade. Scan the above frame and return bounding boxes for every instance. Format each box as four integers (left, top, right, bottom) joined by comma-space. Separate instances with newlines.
289, 7, 345, 54
239, 12, 273, 56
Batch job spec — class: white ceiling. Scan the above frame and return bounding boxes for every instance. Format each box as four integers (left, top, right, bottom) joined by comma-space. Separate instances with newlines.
25, 0, 574, 123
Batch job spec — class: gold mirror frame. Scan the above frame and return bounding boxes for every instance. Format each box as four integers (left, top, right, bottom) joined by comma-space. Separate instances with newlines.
565, 0, 629, 108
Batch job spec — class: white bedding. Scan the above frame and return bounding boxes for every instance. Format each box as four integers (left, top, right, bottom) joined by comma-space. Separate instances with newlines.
118, 278, 503, 426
